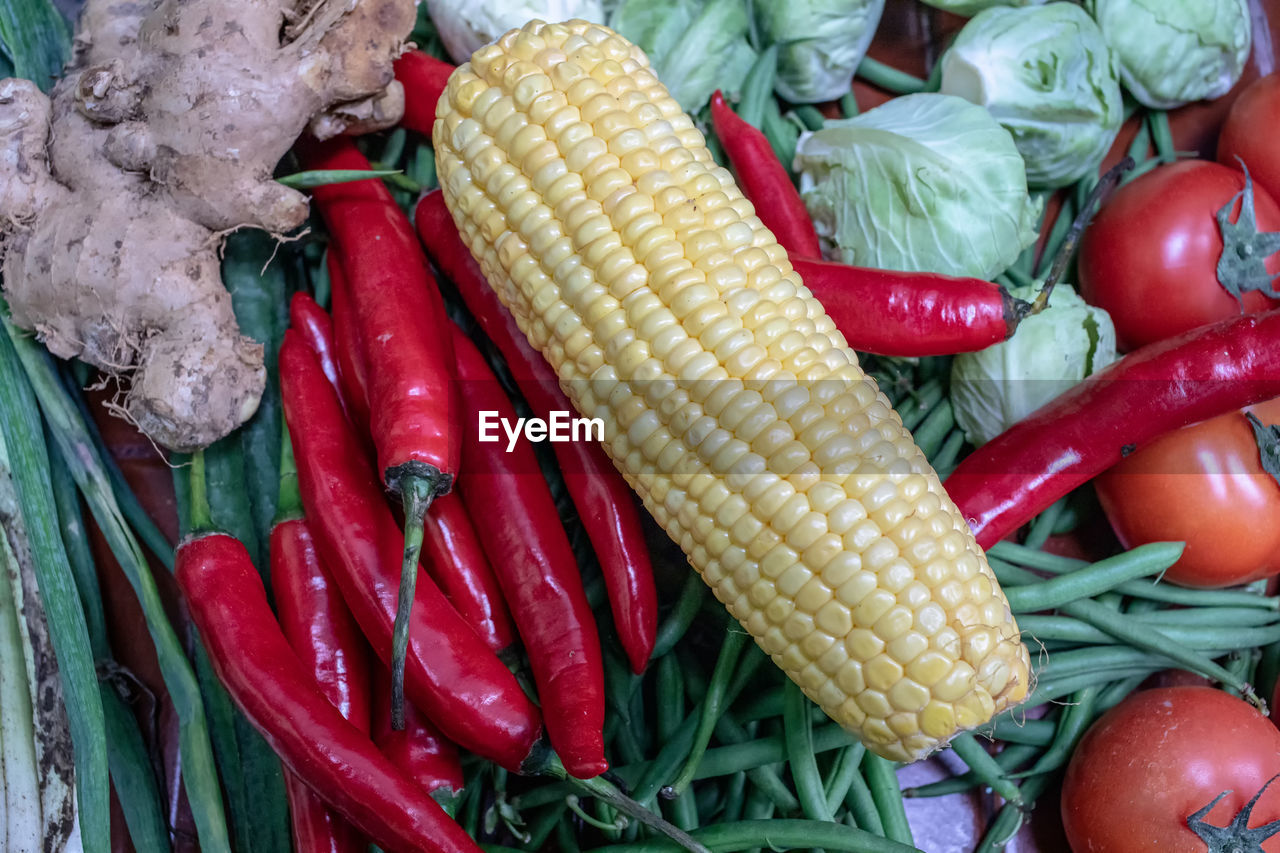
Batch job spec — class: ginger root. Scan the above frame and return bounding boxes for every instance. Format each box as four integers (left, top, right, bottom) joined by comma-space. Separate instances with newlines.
0, 0, 416, 451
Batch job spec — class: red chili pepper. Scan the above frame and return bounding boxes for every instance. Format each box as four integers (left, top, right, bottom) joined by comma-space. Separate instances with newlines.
710, 90, 822, 260
280, 329, 545, 772
175, 532, 482, 853
421, 492, 517, 655
289, 290, 514, 655
371, 664, 465, 808
395, 50, 455, 136
300, 136, 461, 729
450, 327, 607, 779
793, 257, 1030, 357
946, 309, 1280, 548
416, 190, 657, 674
325, 254, 372, 428
270, 517, 371, 853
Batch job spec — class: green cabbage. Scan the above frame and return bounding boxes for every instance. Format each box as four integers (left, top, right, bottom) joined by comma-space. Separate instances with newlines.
754, 0, 885, 104
919, 0, 1046, 15
609, 0, 756, 112
1086, 0, 1251, 109
426, 0, 607, 64
951, 284, 1117, 446
938, 2, 1124, 188
794, 93, 1040, 280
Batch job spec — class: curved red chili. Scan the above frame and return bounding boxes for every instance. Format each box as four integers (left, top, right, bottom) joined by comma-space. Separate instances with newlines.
325, 254, 372, 429
270, 518, 371, 853
289, 294, 343, 408
450, 327, 608, 779
395, 50, 455, 136
793, 257, 1029, 357
710, 90, 822, 260
175, 533, 482, 853
280, 329, 545, 773
946, 309, 1280, 548
416, 190, 656, 674
299, 136, 462, 729
421, 492, 517, 655
372, 665, 465, 807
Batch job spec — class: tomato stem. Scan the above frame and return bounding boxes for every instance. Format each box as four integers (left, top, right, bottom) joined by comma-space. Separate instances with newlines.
1187, 774, 1280, 853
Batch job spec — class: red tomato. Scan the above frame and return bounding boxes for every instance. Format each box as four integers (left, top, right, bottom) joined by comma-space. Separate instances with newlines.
1077, 160, 1280, 351
1062, 687, 1280, 853
1220, 73, 1280, 204
1093, 397, 1280, 588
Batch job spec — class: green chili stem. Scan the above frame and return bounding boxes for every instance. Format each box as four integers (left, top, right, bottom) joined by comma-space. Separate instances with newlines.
391, 479, 434, 730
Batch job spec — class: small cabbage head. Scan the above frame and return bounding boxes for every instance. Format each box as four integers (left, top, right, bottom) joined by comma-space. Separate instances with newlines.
1086, 0, 1252, 109
918, 0, 1046, 16
427, 0, 607, 64
939, 2, 1124, 188
951, 284, 1117, 447
794, 93, 1040, 280
754, 0, 885, 104
609, 0, 757, 112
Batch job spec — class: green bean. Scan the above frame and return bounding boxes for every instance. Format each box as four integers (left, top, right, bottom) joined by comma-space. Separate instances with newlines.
736, 46, 779, 130
1023, 498, 1068, 551
861, 753, 913, 847
988, 540, 1087, 572
911, 399, 954, 460
557, 813, 584, 853
668, 792, 699, 833
898, 378, 945, 432
841, 762, 884, 835
928, 429, 966, 475
1008, 686, 1098, 779
582, 819, 923, 853
1149, 110, 1175, 162
1002, 542, 1185, 612
823, 744, 866, 816
1125, 118, 1153, 166
734, 685, 784, 722
903, 742, 1042, 798
1035, 644, 1173, 681
793, 105, 826, 132
712, 715, 802, 814
722, 771, 748, 824
1026, 665, 1165, 710
855, 56, 927, 94
657, 653, 686, 743
784, 681, 836, 822
670, 627, 747, 794
839, 90, 859, 118
1061, 598, 1258, 698
947, 733, 1023, 806
974, 771, 1055, 853
1257, 640, 1280, 703
1019, 613, 1280, 651
761, 99, 799, 170
653, 573, 708, 659
1095, 673, 1146, 713
981, 715, 1057, 748
525, 801, 568, 850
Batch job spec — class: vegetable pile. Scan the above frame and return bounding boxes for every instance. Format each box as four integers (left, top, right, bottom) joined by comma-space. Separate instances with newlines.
0, 2, 1279, 853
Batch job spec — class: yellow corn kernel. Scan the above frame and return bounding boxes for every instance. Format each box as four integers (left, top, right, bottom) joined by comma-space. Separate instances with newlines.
434, 18, 1030, 762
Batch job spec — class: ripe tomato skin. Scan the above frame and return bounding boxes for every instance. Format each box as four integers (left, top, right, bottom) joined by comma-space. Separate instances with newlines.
1220, 73, 1280, 204
1077, 160, 1280, 351
1061, 687, 1280, 853
1094, 397, 1280, 588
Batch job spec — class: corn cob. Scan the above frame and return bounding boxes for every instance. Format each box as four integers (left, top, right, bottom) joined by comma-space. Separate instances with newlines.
433, 19, 1030, 762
